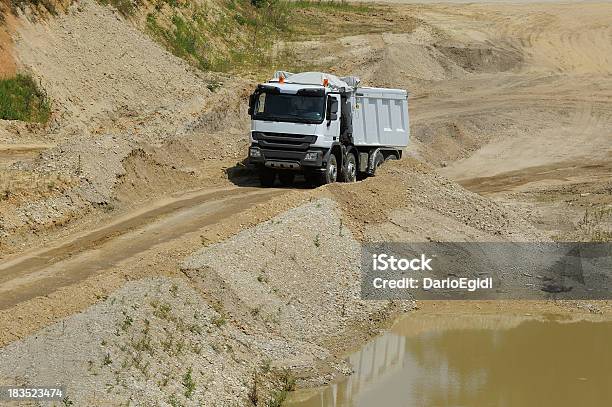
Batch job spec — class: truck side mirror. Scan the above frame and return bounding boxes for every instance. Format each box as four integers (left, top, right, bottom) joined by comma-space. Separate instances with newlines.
327, 98, 339, 121
248, 94, 256, 116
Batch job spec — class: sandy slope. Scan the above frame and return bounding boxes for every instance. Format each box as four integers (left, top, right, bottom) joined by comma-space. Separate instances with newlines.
0, 0, 254, 258
304, 2, 612, 238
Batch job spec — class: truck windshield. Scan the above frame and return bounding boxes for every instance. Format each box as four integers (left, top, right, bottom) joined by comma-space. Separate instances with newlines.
253, 92, 325, 124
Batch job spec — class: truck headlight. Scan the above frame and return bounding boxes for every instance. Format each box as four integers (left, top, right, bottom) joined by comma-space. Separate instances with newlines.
250, 147, 262, 158
304, 151, 319, 161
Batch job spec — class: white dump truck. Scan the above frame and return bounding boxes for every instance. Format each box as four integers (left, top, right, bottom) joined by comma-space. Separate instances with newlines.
247, 71, 410, 187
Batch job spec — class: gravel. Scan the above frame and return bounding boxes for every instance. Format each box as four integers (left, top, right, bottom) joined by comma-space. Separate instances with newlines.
0, 199, 406, 406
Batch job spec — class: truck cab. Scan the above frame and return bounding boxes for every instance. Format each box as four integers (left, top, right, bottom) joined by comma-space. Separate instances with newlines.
247, 72, 409, 187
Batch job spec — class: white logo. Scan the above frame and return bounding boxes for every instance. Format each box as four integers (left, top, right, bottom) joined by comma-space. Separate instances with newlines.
372, 253, 433, 271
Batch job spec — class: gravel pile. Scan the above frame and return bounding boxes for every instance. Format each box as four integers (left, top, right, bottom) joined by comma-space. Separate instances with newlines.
0, 199, 407, 406
324, 158, 546, 243
0, 277, 311, 406
182, 198, 397, 346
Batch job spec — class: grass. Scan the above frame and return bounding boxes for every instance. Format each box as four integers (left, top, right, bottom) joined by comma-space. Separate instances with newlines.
97, 0, 138, 16
287, 0, 371, 13
152, 300, 173, 320
182, 367, 196, 399
121, 310, 134, 331
10, 0, 58, 15
146, 11, 212, 71
261, 358, 272, 373
168, 394, 183, 407
212, 315, 226, 327
248, 365, 296, 407
248, 372, 259, 405
139, 0, 373, 75
279, 368, 296, 392
102, 352, 113, 366
0, 74, 51, 123
577, 207, 612, 242
90, 0, 378, 77
266, 368, 297, 406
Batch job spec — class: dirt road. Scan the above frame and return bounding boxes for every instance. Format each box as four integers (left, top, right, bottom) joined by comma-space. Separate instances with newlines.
0, 186, 285, 309
0, 143, 51, 169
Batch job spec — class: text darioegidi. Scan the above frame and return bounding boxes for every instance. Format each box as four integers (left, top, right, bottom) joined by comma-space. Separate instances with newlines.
372, 276, 493, 292
370, 253, 493, 292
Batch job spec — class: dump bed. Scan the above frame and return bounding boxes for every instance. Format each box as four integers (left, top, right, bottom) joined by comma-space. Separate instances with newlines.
352, 87, 409, 148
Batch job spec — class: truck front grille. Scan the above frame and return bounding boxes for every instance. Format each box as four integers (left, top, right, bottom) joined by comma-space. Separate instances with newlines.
253, 132, 316, 151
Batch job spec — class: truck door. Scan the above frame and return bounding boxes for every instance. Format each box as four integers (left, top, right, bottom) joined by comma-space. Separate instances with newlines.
324, 94, 341, 144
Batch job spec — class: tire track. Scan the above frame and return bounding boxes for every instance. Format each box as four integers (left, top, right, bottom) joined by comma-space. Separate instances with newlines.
0, 186, 286, 309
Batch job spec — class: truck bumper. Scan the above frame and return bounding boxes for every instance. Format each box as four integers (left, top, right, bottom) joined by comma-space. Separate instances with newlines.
248, 146, 326, 171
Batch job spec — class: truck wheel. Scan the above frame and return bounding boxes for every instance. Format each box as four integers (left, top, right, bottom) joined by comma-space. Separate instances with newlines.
278, 172, 295, 186
321, 154, 338, 185
371, 151, 385, 175
258, 168, 276, 187
341, 151, 357, 183
386, 153, 399, 160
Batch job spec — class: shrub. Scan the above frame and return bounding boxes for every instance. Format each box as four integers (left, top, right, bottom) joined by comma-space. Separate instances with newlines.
0, 74, 51, 122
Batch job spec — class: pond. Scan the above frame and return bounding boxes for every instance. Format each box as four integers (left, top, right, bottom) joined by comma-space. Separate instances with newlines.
285, 313, 612, 407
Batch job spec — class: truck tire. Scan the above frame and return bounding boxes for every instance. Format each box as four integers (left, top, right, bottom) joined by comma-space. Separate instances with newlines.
258, 168, 276, 187
307, 154, 338, 187
371, 151, 385, 175
321, 154, 338, 185
386, 152, 399, 160
340, 151, 357, 183
278, 172, 295, 186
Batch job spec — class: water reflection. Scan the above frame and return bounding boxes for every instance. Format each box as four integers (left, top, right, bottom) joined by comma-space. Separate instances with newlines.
286, 316, 612, 407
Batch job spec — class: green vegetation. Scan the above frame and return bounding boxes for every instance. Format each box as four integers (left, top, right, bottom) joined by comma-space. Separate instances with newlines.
182, 367, 196, 398
0, 74, 51, 123
10, 0, 58, 15
152, 300, 173, 320
102, 352, 113, 366
267, 369, 296, 407
212, 314, 226, 327
121, 310, 134, 331
145, 0, 289, 72
261, 358, 272, 373
168, 393, 183, 407
248, 366, 296, 407
578, 207, 612, 242
287, 0, 371, 13
138, 0, 371, 74
97, 0, 138, 16
248, 372, 259, 405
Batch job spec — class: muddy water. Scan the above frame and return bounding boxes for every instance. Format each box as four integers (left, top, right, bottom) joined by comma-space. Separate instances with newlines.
286, 314, 612, 407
